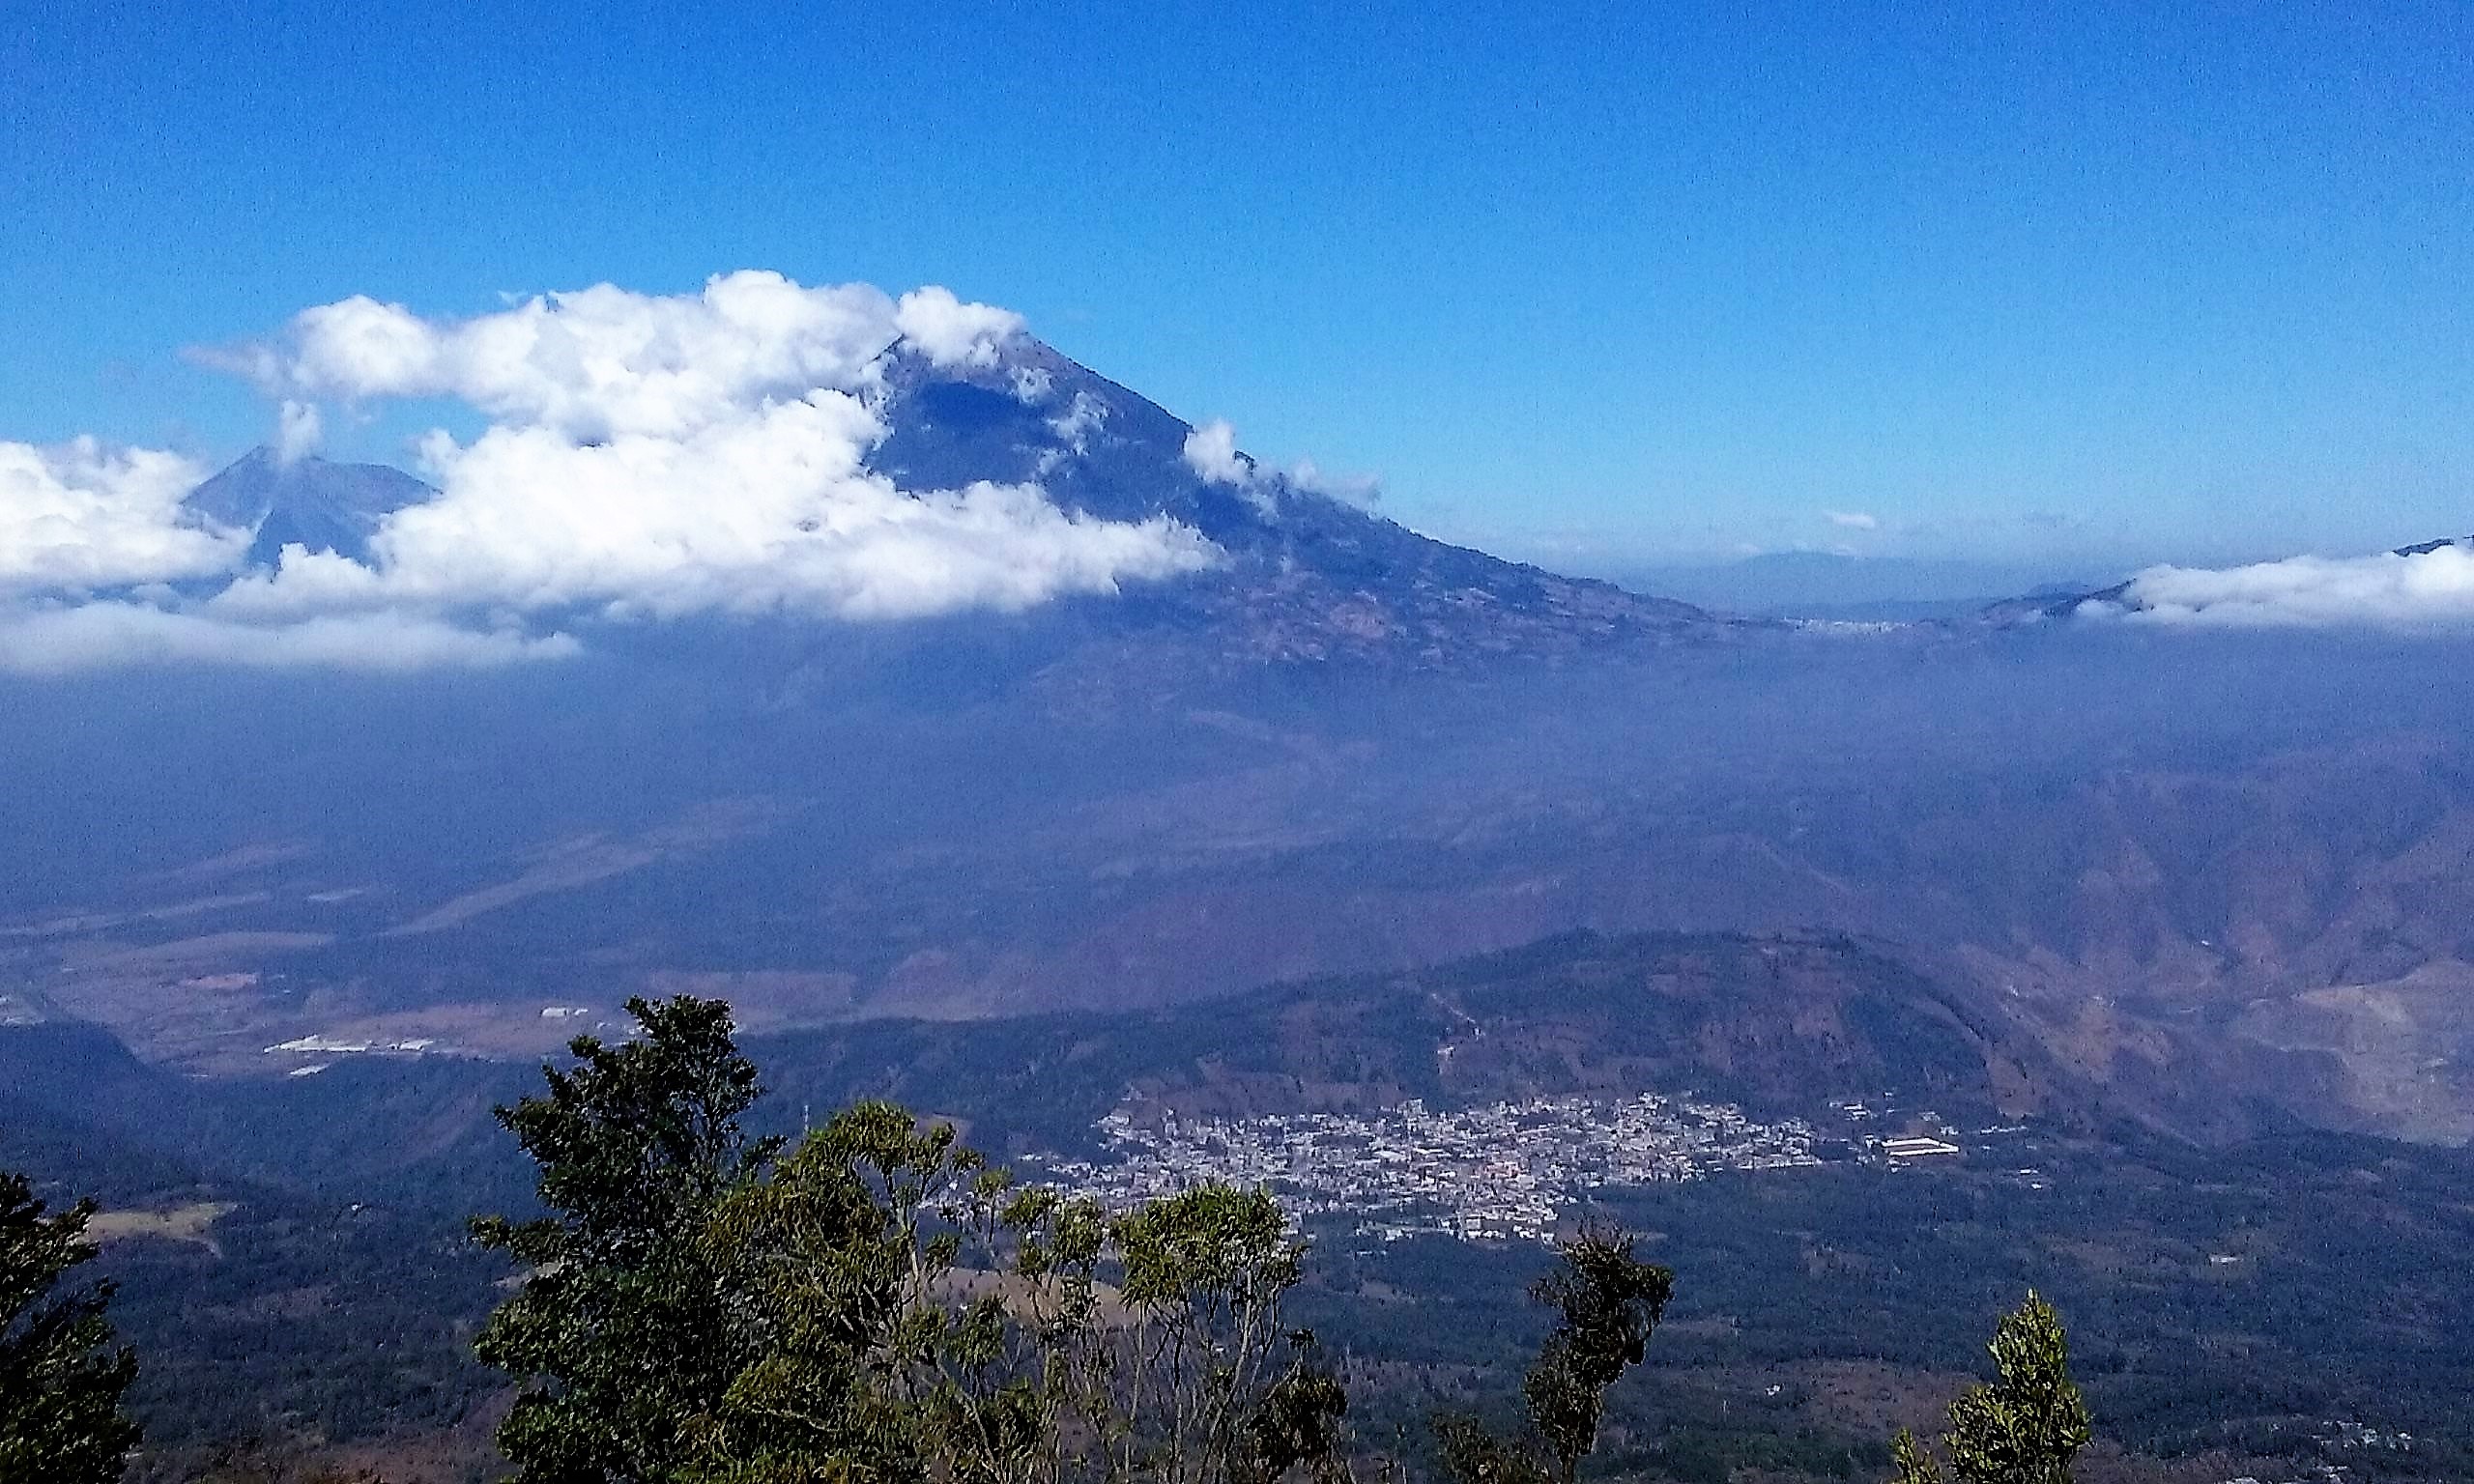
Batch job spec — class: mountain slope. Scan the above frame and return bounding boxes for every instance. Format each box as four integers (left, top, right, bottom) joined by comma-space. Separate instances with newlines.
171, 337, 1726, 671
867, 337, 1723, 664
0, 929, 2060, 1177
183, 446, 433, 567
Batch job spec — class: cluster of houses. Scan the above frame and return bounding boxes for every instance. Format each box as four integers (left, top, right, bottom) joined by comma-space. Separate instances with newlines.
1038, 1091, 1827, 1243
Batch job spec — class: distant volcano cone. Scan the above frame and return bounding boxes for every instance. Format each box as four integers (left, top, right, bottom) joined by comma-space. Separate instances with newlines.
183, 446, 434, 568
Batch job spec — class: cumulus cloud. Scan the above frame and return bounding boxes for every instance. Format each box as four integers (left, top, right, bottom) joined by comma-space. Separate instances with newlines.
6, 272, 1219, 673
1034, 392, 1110, 477
892, 286, 1025, 370
0, 438, 240, 595
228, 271, 903, 441
1182, 420, 1283, 520
215, 276, 1211, 623
210, 398, 1211, 623
2093, 542, 2474, 628
1825, 510, 1880, 530
1182, 419, 1254, 486
1180, 418, 1378, 515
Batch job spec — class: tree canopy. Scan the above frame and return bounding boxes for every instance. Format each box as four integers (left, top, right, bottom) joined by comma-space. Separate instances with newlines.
1890, 1292, 2091, 1484
0, 1167, 140, 1484
471, 995, 1365, 1484
1430, 1228, 1674, 1484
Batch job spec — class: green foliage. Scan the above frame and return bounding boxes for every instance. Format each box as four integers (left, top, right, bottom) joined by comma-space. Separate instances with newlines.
682, 1099, 968, 1480
1094, 1184, 1336, 1484
1430, 1413, 1553, 1484
1890, 1293, 2091, 1484
1521, 1231, 1674, 1484
0, 1167, 140, 1483
675, 1112, 1352, 1484
471, 994, 781, 1483
1431, 1228, 1673, 1484
472, 996, 1357, 1484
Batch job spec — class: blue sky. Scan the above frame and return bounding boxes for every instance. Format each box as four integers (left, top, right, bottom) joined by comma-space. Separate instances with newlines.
6, 0, 2469, 573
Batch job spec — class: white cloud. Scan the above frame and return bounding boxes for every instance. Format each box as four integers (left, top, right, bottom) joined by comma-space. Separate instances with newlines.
1180, 418, 1284, 518
0, 603, 576, 674
893, 286, 1025, 369
4, 273, 1219, 673
2097, 542, 2474, 628
275, 400, 323, 464
1285, 456, 1381, 508
1182, 419, 1254, 486
1036, 391, 1108, 477
1825, 510, 1880, 530
210, 398, 1214, 623
1181, 418, 1381, 516
1009, 365, 1054, 403
0, 439, 241, 595
238, 271, 902, 442
254, 277, 1218, 618
218, 326, 1215, 623
1046, 392, 1108, 453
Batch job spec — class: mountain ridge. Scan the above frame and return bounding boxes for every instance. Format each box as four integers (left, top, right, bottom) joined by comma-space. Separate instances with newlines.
183, 446, 433, 568
178, 335, 1733, 670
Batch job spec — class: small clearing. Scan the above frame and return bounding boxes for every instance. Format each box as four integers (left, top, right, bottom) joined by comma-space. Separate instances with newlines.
86, 1201, 238, 1256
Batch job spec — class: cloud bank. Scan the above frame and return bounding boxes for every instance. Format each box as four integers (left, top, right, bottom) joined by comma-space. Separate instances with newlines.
0, 604, 577, 675
4, 272, 1220, 672
0, 439, 239, 595
2095, 542, 2474, 628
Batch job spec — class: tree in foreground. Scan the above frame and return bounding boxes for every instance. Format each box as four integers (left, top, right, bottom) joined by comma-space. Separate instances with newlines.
690, 1120, 1350, 1484
1888, 1292, 2091, 1484
471, 994, 780, 1482
0, 1167, 141, 1483
1429, 1228, 1674, 1484
473, 994, 1356, 1484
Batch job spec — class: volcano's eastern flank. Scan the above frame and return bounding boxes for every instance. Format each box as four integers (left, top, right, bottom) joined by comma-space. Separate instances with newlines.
182, 332, 1726, 670
865, 336, 1723, 664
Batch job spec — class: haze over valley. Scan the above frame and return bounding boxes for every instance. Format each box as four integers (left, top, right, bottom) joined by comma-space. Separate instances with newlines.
11, 309, 2474, 1153
10, 8, 2474, 1479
